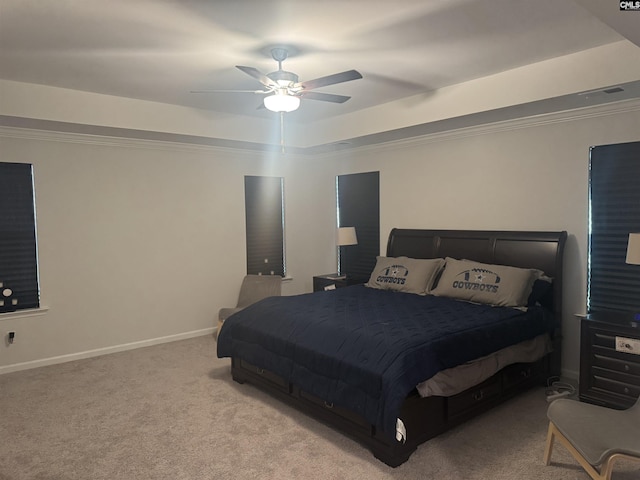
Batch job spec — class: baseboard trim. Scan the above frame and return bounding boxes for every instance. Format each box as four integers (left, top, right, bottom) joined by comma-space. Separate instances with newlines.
0, 328, 215, 375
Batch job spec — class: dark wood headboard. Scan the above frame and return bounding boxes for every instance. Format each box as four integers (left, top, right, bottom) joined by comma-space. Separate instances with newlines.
387, 228, 568, 318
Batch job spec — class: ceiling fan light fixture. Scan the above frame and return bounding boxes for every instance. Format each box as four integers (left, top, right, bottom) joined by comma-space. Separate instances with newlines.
263, 92, 300, 112
228, 48, 361, 113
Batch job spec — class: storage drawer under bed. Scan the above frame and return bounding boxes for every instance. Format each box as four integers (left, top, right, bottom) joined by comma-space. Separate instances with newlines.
297, 389, 371, 429
447, 377, 501, 419
235, 358, 290, 392
502, 359, 545, 391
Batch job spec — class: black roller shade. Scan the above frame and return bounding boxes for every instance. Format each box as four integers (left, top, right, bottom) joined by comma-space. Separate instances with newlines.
588, 141, 640, 313
0, 162, 40, 312
244, 176, 285, 276
337, 171, 380, 282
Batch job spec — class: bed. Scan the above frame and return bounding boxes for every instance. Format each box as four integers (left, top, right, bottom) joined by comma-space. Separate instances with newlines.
217, 229, 567, 467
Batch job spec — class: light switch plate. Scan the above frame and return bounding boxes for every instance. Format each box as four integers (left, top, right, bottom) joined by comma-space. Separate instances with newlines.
616, 336, 640, 355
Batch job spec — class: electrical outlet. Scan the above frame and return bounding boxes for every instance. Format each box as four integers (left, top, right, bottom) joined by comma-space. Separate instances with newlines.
616, 336, 640, 355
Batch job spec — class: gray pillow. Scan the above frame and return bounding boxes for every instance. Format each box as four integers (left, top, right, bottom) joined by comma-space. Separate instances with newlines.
431, 257, 544, 307
366, 256, 445, 295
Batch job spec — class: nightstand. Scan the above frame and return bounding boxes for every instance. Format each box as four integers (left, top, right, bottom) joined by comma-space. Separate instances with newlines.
579, 312, 640, 409
313, 273, 349, 292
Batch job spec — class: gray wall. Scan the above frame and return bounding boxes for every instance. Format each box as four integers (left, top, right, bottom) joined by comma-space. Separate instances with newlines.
0, 133, 337, 372
1, 102, 639, 380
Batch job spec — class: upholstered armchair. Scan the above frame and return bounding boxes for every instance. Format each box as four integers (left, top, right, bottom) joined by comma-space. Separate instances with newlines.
214, 274, 281, 340
544, 396, 640, 480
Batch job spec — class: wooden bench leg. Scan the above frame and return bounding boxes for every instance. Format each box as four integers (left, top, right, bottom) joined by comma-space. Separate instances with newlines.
600, 453, 640, 480
543, 422, 555, 465
545, 420, 640, 480
544, 421, 606, 480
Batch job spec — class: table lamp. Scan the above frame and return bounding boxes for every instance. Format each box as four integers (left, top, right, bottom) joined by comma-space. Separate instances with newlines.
626, 233, 640, 265
337, 227, 358, 277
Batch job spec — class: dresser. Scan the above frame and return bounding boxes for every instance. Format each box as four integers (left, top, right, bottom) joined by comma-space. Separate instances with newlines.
313, 273, 349, 292
579, 313, 640, 409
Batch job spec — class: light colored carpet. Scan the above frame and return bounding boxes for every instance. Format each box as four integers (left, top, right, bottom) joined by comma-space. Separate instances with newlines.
1, 335, 638, 480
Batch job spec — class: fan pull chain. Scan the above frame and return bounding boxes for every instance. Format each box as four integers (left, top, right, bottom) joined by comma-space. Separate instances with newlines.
280, 111, 285, 154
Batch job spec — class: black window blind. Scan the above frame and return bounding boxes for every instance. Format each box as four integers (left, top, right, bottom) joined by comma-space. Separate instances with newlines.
0, 162, 40, 312
244, 176, 285, 276
337, 171, 380, 281
588, 141, 640, 313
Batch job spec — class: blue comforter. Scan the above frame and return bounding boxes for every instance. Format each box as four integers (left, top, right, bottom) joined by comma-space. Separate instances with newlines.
216, 285, 553, 438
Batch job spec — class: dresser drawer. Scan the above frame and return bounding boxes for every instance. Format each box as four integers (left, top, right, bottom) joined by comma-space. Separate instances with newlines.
313, 275, 348, 292
591, 331, 616, 349
591, 373, 640, 400
580, 316, 640, 409
592, 353, 640, 377
591, 365, 640, 386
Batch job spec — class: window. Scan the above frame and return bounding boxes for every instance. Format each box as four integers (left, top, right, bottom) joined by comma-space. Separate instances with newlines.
0, 162, 40, 313
588, 141, 640, 313
336, 171, 380, 281
244, 176, 285, 276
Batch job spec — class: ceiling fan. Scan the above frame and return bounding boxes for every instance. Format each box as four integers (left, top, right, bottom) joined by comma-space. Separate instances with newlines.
193, 47, 363, 113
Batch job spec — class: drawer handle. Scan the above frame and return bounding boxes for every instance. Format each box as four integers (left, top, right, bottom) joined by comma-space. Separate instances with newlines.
624, 364, 630, 372
324, 401, 334, 409
624, 387, 630, 394
256, 368, 264, 375
520, 369, 532, 378
473, 391, 484, 401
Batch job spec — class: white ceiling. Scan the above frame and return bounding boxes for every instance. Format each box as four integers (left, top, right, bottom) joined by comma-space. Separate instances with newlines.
1, 0, 639, 149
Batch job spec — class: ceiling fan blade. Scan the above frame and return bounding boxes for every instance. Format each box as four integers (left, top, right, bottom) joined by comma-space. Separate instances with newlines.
190, 89, 268, 94
236, 65, 278, 88
299, 70, 362, 91
298, 91, 351, 104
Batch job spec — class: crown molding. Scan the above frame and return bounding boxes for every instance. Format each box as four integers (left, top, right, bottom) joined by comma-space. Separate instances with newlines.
320, 98, 640, 159
0, 124, 299, 160
2, 98, 639, 159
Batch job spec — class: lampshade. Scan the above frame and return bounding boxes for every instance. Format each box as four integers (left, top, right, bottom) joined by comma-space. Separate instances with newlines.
263, 92, 300, 113
626, 233, 640, 265
337, 227, 358, 246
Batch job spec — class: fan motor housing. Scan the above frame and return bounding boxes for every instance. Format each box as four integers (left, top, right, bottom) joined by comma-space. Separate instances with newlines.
267, 70, 298, 86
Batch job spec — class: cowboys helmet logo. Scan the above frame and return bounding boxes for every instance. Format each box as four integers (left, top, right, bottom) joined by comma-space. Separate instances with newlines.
377, 264, 409, 285
452, 268, 501, 293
